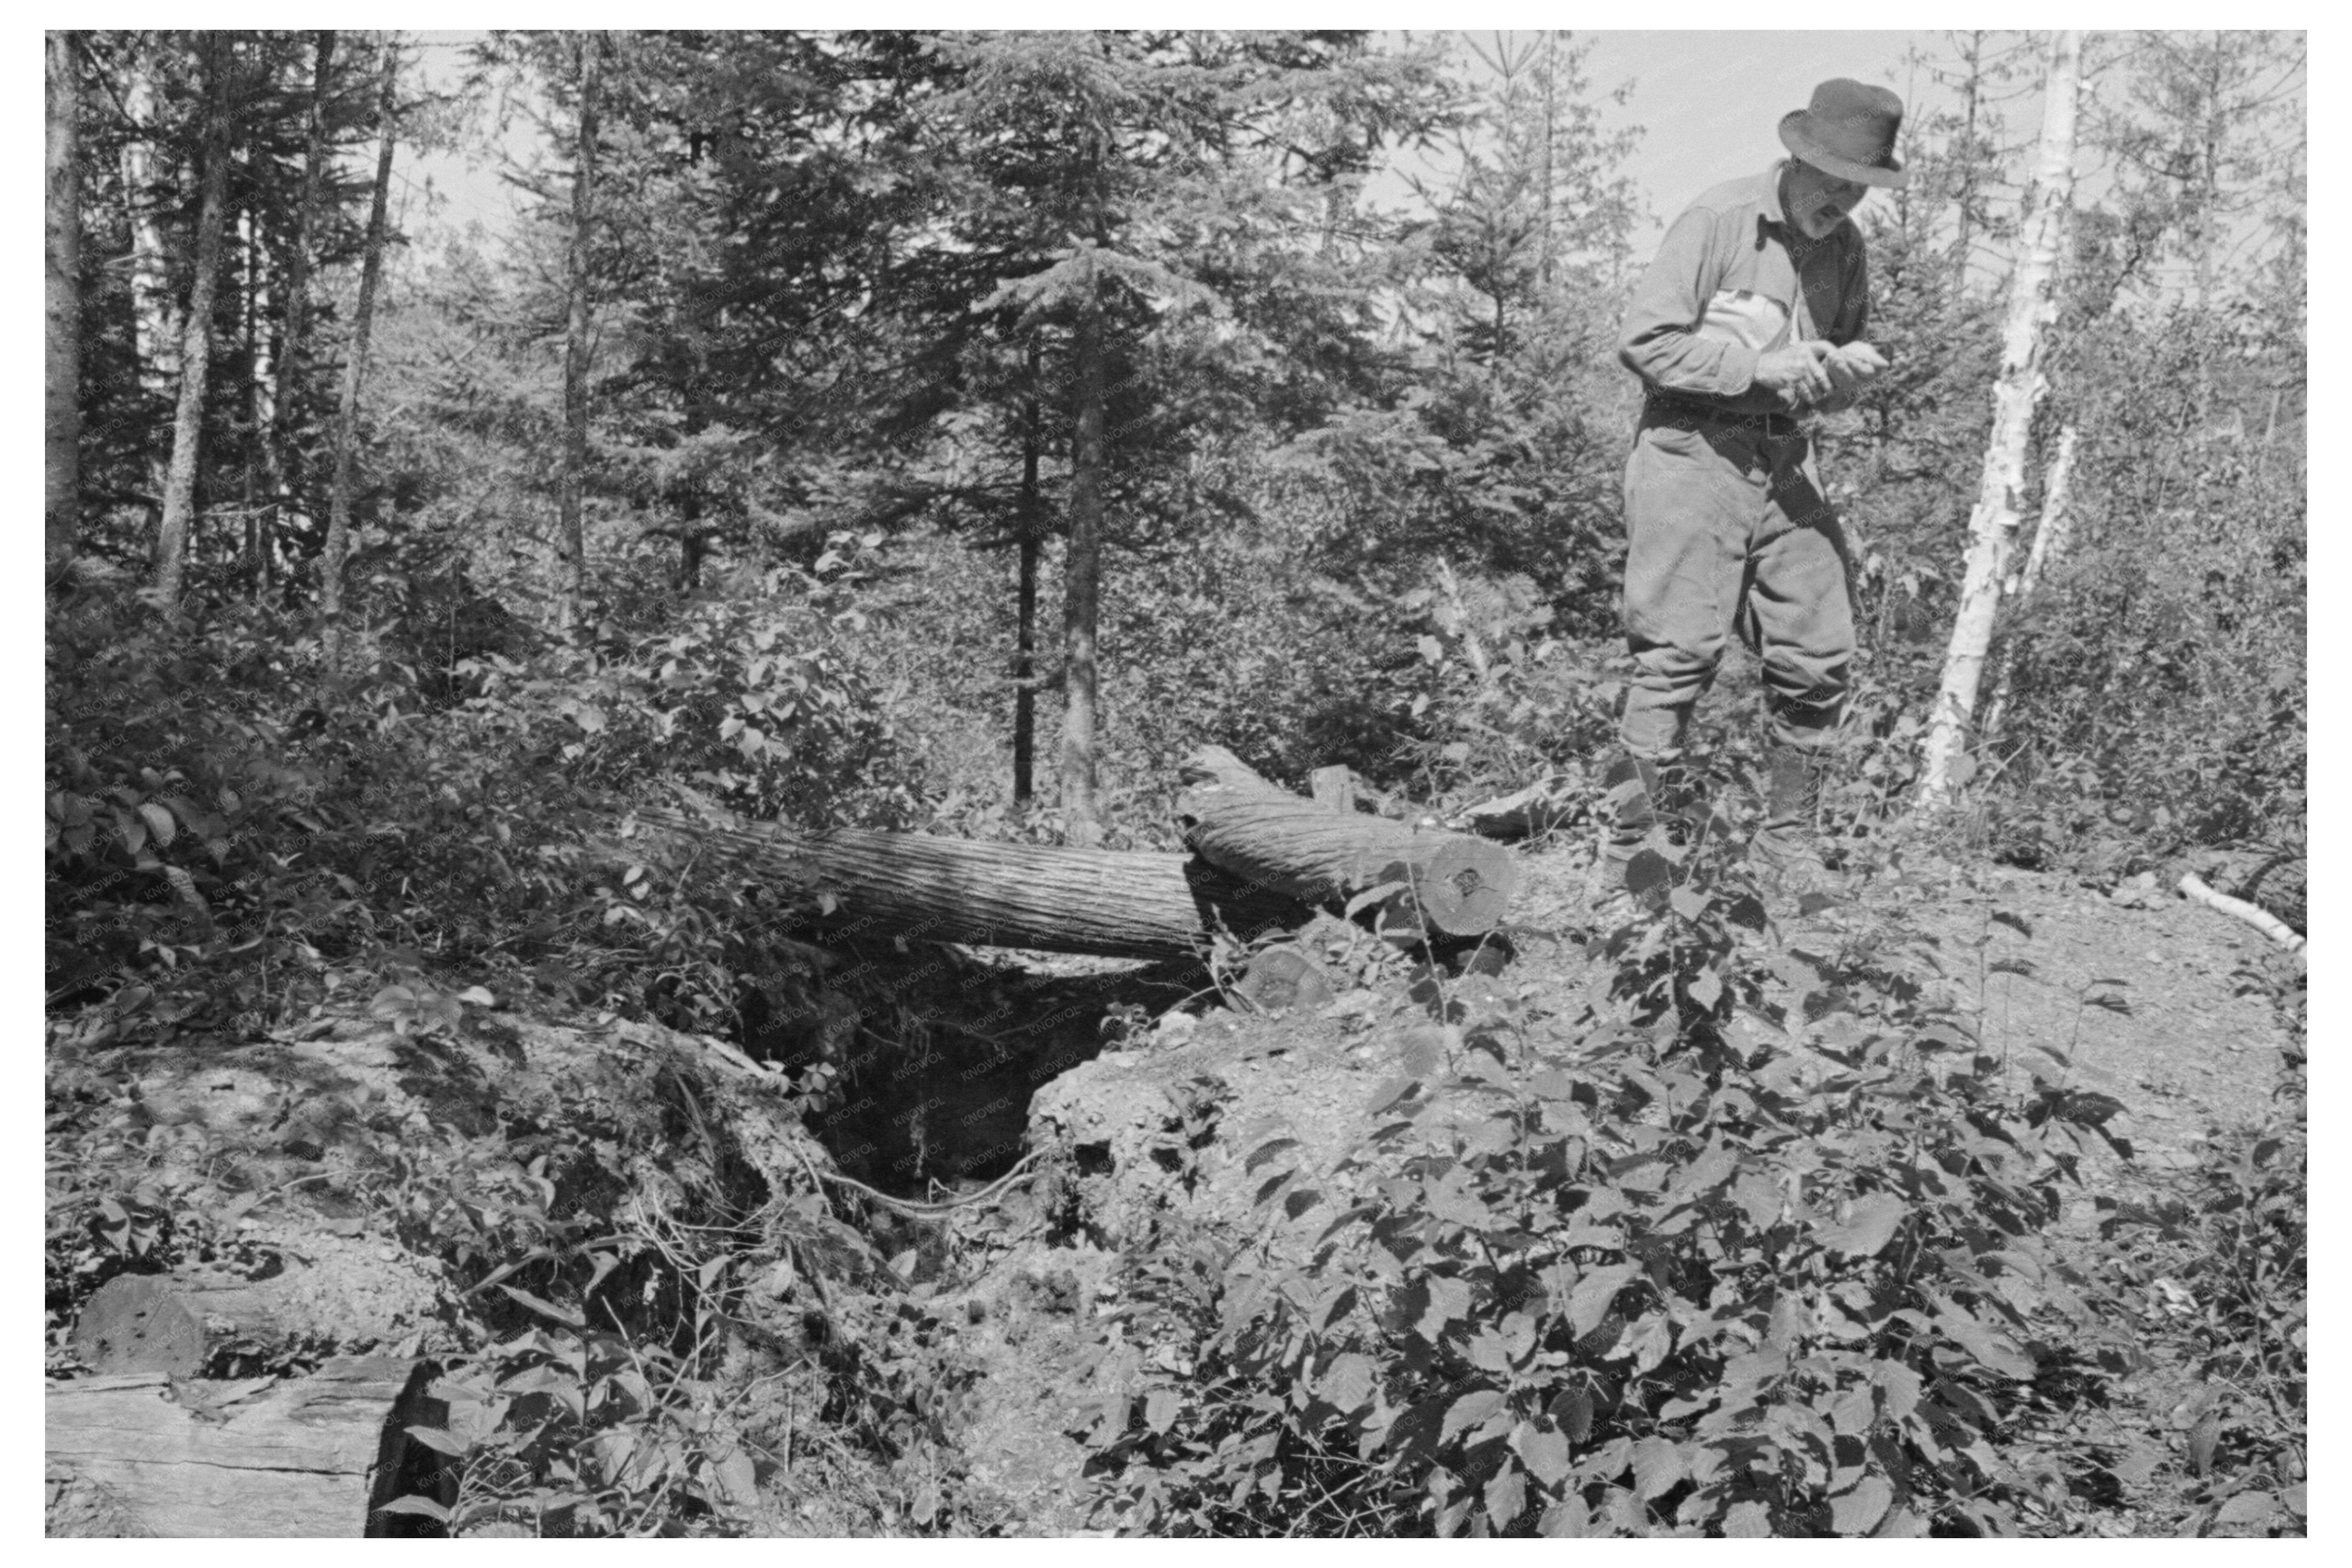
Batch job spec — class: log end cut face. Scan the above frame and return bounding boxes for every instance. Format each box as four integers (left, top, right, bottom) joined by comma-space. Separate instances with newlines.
1404, 838, 1519, 937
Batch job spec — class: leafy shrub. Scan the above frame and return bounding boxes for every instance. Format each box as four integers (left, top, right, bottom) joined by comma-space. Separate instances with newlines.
395, 1320, 768, 1538
46, 526, 931, 1056
1082, 827, 2136, 1536
2090, 983, 2305, 1537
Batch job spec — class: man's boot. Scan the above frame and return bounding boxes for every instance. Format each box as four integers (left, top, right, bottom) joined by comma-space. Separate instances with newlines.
1753, 742, 1834, 895
1593, 753, 1667, 924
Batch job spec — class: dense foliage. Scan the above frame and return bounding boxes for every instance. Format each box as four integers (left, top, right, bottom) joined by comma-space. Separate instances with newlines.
1075, 784, 2304, 1537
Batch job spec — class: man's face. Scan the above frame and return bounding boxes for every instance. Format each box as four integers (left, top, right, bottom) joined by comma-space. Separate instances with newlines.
1783, 161, 1870, 240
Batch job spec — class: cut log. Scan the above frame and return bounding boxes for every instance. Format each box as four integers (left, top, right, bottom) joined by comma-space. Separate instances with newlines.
631, 803, 1309, 960
45, 1355, 446, 1538
1174, 747, 1517, 937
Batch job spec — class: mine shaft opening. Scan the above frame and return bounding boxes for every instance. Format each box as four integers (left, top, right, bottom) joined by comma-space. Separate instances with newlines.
729, 942, 1202, 1199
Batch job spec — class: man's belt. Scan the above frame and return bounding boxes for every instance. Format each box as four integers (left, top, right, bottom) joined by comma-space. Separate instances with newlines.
1645, 394, 1810, 440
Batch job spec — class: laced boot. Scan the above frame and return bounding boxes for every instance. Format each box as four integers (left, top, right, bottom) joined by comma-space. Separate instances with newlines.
1752, 742, 1836, 901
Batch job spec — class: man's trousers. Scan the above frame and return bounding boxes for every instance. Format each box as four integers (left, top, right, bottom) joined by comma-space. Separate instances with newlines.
1617, 403, 1856, 760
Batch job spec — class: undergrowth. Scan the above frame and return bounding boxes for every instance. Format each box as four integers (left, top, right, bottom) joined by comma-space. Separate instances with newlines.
1071, 777, 2300, 1537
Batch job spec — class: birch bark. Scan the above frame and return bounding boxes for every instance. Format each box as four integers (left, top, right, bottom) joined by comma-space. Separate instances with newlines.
1916, 30, 2085, 808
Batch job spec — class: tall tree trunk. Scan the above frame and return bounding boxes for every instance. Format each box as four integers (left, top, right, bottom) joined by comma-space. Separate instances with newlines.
1060, 262, 1106, 846
153, 34, 236, 609
240, 202, 264, 595
1915, 29, 2083, 810
1013, 337, 1042, 807
120, 45, 182, 400
558, 32, 602, 638
320, 35, 399, 662
46, 30, 82, 589
267, 30, 336, 579
1982, 422, 2080, 745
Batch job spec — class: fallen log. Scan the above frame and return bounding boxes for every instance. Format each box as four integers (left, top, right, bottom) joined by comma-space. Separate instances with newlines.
1174, 747, 1517, 937
2179, 872, 2308, 966
45, 1355, 445, 1538
631, 803, 1309, 961
2184, 845, 2305, 936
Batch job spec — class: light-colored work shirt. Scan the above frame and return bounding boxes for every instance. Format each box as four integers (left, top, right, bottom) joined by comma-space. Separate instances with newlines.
1619, 161, 1870, 419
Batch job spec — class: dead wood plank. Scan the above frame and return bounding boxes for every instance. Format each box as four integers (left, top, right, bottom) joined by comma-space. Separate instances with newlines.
45, 1355, 442, 1538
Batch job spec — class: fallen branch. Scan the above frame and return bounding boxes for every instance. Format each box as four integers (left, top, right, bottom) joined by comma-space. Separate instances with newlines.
2179, 873, 2307, 963
1449, 771, 1585, 841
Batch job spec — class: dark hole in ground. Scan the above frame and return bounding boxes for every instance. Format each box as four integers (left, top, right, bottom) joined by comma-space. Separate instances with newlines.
735, 943, 1204, 1197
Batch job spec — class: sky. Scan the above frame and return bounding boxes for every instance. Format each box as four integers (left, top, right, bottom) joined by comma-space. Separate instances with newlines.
1577, 31, 1938, 230
398, 30, 1958, 251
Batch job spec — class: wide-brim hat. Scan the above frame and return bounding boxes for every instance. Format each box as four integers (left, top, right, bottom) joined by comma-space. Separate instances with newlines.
1779, 78, 1908, 188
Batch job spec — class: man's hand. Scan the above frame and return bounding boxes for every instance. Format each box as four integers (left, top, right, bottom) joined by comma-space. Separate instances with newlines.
1822, 340, 1888, 394
1758, 339, 1889, 411
1754, 341, 1834, 404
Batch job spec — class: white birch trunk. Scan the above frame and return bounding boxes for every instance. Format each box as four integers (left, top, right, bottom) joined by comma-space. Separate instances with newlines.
1915, 30, 2084, 810
120, 52, 181, 397
268, 32, 336, 558
2012, 422, 2080, 599
1982, 423, 2081, 743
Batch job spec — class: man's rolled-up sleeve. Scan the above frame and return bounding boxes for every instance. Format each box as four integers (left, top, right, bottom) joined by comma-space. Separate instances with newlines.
1618, 207, 1754, 399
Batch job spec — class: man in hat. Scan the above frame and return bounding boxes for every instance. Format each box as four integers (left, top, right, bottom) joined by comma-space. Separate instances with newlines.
1598, 78, 1908, 906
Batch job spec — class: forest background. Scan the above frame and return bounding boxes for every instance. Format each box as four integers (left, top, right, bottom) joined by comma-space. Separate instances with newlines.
32, 25, 2315, 1540
39, 26, 2306, 942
